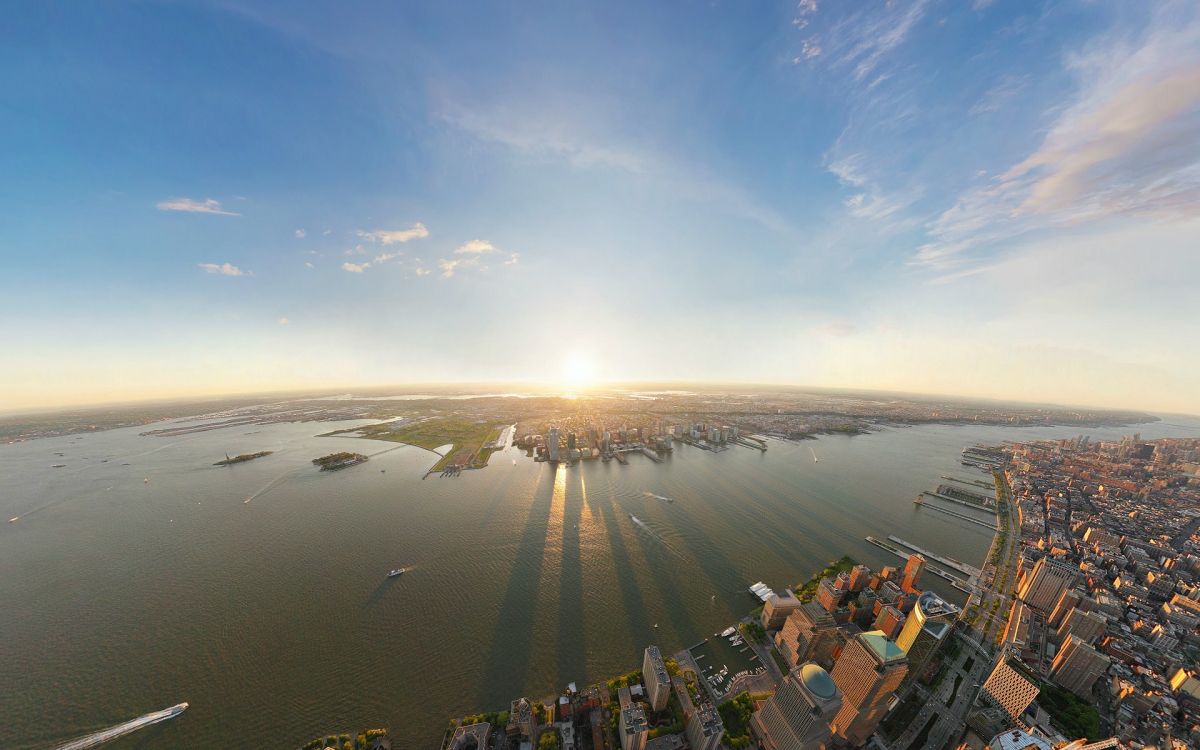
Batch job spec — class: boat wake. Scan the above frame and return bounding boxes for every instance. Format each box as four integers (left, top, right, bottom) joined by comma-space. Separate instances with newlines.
52, 703, 188, 750
642, 491, 673, 503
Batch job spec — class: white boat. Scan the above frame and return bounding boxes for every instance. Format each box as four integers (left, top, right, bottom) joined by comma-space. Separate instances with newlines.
720, 626, 737, 637
388, 568, 406, 578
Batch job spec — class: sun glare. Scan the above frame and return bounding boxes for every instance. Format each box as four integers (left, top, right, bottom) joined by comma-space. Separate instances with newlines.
560, 350, 598, 393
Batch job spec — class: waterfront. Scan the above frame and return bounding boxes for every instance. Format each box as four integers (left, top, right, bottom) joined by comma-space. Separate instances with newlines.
2, 414, 1198, 748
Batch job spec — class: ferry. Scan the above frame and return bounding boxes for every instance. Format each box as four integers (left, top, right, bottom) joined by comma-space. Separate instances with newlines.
388, 568, 407, 578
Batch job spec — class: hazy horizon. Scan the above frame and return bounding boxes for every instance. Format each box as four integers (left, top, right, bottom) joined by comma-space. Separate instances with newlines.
4, 1, 1199, 413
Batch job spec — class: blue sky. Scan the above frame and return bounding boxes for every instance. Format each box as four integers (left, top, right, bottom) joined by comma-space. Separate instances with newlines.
2, 1, 1198, 412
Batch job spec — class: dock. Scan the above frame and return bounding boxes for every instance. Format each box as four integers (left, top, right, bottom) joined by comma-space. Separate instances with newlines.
864, 536, 972, 589
887, 535, 982, 577
921, 491, 993, 512
941, 474, 993, 490
913, 499, 998, 530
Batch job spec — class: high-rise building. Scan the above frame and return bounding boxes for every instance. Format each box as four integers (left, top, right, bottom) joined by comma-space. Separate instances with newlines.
1017, 557, 1079, 613
686, 700, 724, 750
620, 704, 649, 750
776, 602, 840, 670
1047, 589, 1082, 627
547, 426, 560, 462
978, 654, 1040, 726
1056, 608, 1105, 646
896, 591, 959, 681
642, 646, 670, 712
507, 697, 537, 738
762, 590, 802, 630
873, 605, 905, 640
828, 631, 908, 746
751, 663, 842, 750
815, 578, 841, 613
901, 554, 926, 593
847, 564, 872, 592
1048, 635, 1110, 698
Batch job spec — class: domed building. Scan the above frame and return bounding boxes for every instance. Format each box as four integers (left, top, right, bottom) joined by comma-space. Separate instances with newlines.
751, 662, 842, 750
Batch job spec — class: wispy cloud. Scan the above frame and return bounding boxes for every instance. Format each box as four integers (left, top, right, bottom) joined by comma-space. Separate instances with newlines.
504, 253, 519, 266
197, 262, 248, 276
304, 261, 315, 268
374, 251, 401, 264
157, 197, 240, 216
341, 261, 370, 273
356, 223, 430, 245
437, 258, 472, 278
294, 228, 306, 239
278, 317, 290, 325
968, 74, 1028, 115
916, 9, 1200, 270
802, 0, 930, 81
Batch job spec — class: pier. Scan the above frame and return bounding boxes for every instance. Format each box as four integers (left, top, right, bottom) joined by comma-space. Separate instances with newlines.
913, 499, 998, 530
921, 491, 994, 512
864, 536, 971, 587
941, 474, 993, 490
887, 535, 982, 577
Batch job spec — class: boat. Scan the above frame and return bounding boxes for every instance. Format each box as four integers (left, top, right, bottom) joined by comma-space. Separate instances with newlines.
720, 626, 737, 637
653, 623, 659, 629
143, 478, 149, 483
388, 568, 407, 578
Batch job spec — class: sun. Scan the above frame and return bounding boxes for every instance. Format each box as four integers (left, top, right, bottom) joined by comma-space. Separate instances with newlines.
560, 350, 599, 392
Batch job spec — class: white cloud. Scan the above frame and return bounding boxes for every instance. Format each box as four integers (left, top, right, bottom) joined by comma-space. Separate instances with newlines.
304, 261, 315, 268
917, 9, 1200, 269
197, 262, 248, 276
356, 223, 429, 245
294, 228, 306, 239
374, 251, 401, 264
437, 258, 467, 278
455, 239, 497, 255
342, 262, 370, 273
504, 253, 520, 265
414, 267, 430, 277
157, 197, 240, 216
278, 317, 289, 325
799, 0, 818, 14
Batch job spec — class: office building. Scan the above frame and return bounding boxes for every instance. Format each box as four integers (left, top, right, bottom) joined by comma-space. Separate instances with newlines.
642, 646, 670, 712
1017, 557, 1079, 613
507, 697, 537, 738
815, 578, 841, 613
1056, 608, 1105, 646
829, 631, 907, 746
762, 590, 802, 630
847, 564, 872, 592
620, 704, 648, 750
686, 700, 724, 750
547, 426, 560, 462
752, 663, 842, 750
1048, 635, 1110, 699
873, 605, 905, 640
896, 591, 959, 681
978, 654, 1040, 725
901, 554, 925, 593
776, 602, 840, 670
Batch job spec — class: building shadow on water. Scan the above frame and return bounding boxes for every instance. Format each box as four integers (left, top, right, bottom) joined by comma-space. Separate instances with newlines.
478, 467, 557, 705
592, 486, 653, 651
556, 469, 587, 687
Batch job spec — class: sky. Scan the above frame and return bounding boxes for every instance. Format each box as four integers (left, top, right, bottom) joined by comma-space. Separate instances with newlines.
2, 0, 1199, 414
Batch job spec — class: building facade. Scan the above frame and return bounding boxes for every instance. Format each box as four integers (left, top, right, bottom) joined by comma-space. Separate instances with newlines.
751, 663, 842, 750
1017, 557, 1080, 613
642, 646, 670, 712
1049, 635, 1110, 699
828, 631, 908, 746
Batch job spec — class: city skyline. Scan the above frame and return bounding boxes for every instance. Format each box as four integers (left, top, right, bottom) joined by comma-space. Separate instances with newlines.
3, 0, 1200, 413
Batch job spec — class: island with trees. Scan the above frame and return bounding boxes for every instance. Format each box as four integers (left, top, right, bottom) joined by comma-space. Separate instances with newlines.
213, 451, 273, 466
312, 452, 369, 471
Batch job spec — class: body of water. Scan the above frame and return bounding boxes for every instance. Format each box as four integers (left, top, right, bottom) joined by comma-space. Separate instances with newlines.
3, 414, 1198, 748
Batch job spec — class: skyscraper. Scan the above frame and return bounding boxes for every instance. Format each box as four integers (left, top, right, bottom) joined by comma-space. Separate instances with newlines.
642, 645, 670, 712
751, 663, 842, 750
828, 631, 908, 746
1049, 635, 1110, 699
1017, 557, 1079, 613
896, 591, 959, 681
776, 602, 840, 670
1056, 608, 1106, 646
978, 654, 1040, 726
547, 426, 560, 462
762, 590, 802, 630
901, 554, 926, 594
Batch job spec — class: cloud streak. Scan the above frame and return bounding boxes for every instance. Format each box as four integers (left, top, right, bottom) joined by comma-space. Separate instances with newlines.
157, 197, 240, 216
197, 262, 248, 276
356, 223, 430, 244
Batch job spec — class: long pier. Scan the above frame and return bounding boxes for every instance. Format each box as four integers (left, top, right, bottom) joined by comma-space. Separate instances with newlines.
942, 474, 993, 490
922, 491, 994, 512
913, 500, 998, 530
887, 535, 982, 577
865, 536, 972, 588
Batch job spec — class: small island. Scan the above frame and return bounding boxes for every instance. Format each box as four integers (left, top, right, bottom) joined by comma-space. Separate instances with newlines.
213, 451, 273, 466
312, 451, 368, 471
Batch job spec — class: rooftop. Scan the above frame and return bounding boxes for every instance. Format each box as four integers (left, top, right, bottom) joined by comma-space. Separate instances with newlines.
798, 663, 838, 701
859, 630, 906, 664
